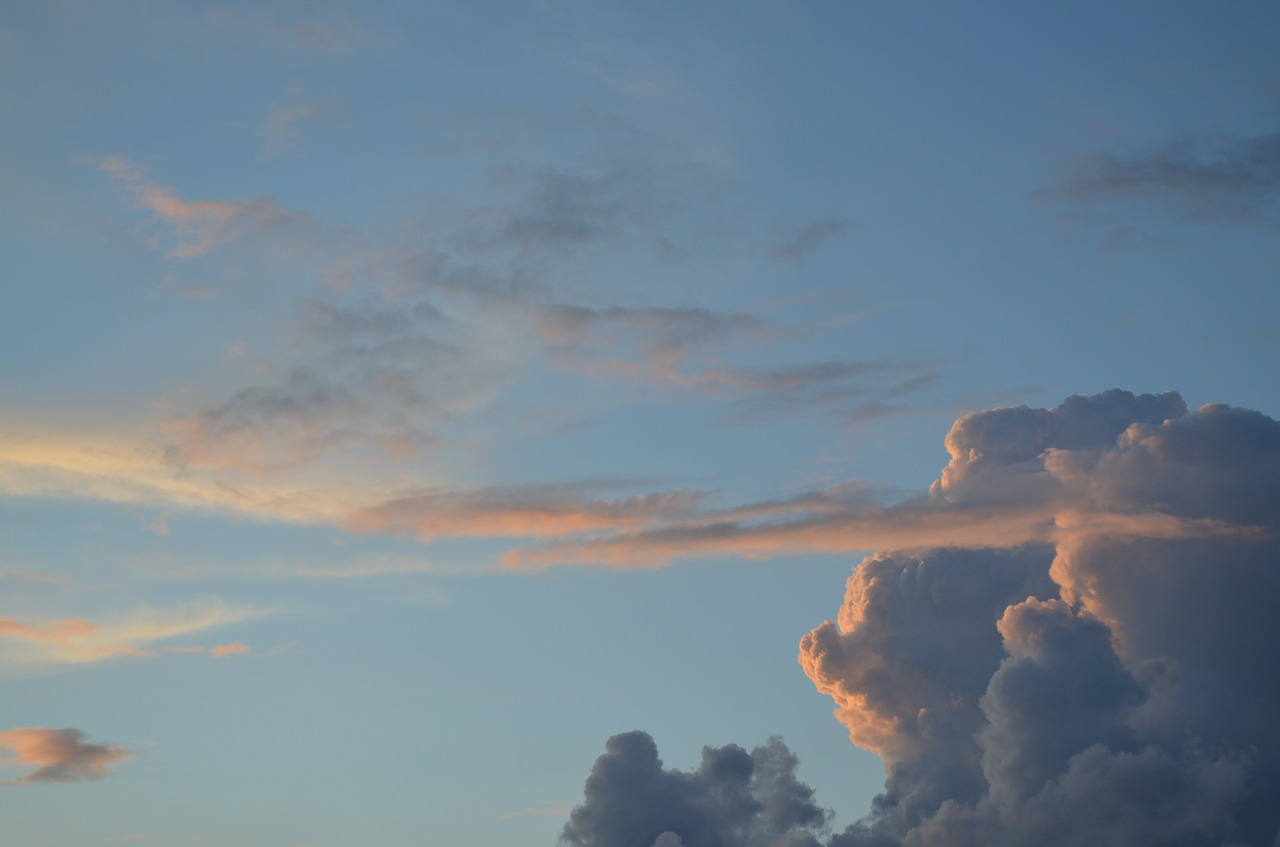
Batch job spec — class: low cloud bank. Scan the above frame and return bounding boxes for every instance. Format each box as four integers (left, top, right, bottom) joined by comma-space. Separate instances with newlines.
566, 390, 1280, 846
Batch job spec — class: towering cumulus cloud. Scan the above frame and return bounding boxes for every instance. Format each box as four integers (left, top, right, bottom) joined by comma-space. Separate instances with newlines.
802, 390, 1280, 846
566, 391, 1280, 847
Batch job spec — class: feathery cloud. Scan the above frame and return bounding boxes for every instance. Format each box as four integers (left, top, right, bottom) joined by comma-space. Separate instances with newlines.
0, 601, 263, 668
1058, 131, 1280, 222
100, 156, 305, 257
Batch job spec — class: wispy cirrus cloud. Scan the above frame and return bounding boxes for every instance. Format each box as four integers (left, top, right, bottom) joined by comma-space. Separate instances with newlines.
0, 601, 264, 668
158, 302, 510, 477
209, 641, 250, 658
1057, 130, 1280, 223
0, 728, 129, 784
532, 302, 940, 420
99, 156, 306, 257
345, 484, 706, 540
261, 98, 328, 156
769, 219, 847, 260
534, 302, 765, 378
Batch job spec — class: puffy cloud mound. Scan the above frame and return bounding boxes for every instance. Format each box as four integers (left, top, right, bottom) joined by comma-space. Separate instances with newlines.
567, 391, 1280, 847
802, 391, 1280, 847
562, 731, 831, 847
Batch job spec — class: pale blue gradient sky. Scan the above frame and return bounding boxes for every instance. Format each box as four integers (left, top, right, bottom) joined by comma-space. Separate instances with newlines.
2, 3, 1278, 845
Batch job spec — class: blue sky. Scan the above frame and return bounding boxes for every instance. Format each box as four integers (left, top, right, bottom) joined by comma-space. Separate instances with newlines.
2, 3, 1279, 846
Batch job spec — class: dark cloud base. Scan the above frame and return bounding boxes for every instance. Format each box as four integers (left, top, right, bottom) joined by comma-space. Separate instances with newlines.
564, 391, 1280, 847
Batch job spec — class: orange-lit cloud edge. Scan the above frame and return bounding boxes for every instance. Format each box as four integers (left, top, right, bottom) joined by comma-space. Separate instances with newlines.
3, 403, 1270, 579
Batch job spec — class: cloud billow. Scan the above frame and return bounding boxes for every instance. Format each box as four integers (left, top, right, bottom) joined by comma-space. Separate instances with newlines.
561, 732, 830, 847
568, 390, 1280, 847
803, 391, 1280, 846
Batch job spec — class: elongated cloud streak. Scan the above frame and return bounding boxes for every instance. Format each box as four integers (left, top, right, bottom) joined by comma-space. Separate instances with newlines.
100, 156, 302, 257
0, 601, 263, 668
0, 728, 129, 784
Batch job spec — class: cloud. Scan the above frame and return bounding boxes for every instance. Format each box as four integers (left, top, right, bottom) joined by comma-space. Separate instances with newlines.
533, 303, 932, 423
565, 390, 1280, 846
500, 391, 1244, 569
561, 732, 831, 847
0, 601, 263, 668
100, 156, 304, 257
0, 432, 367, 524
209, 641, 250, 658
159, 301, 508, 476
535, 303, 766, 378
1057, 131, 1280, 222
770, 220, 847, 260
795, 391, 1280, 846
346, 485, 705, 541
262, 99, 327, 156
0, 728, 129, 784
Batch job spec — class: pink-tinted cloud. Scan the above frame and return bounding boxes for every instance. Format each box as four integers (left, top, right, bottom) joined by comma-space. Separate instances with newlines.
345, 486, 705, 541
0, 602, 262, 668
100, 156, 301, 257
0, 728, 129, 784
210, 641, 250, 658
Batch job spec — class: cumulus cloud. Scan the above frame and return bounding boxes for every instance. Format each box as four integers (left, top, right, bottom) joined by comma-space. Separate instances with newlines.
567, 390, 1280, 846
561, 731, 830, 847
0, 728, 129, 784
797, 390, 1280, 846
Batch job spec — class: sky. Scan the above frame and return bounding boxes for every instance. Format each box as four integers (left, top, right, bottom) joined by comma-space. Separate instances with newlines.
2, 2, 1280, 846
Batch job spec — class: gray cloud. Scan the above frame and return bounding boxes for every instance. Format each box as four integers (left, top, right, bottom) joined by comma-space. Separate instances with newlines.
161, 301, 503, 475
799, 391, 1280, 846
567, 391, 1280, 846
535, 303, 765, 375
561, 732, 830, 847
1058, 131, 1280, 222
534, 303, 939, 423
770, 220, 847, 261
